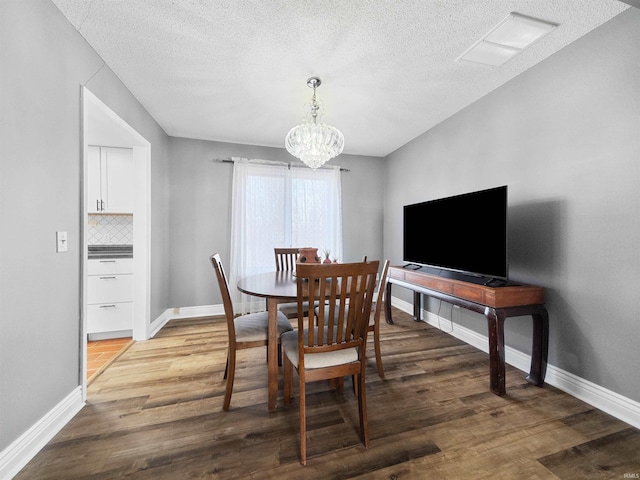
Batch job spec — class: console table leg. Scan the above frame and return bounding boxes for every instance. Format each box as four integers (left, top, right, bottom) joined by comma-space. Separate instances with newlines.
527, 305, 549, 387
384, 282, 394, 324
413, 292, 421, 322
485, 307, 506, 396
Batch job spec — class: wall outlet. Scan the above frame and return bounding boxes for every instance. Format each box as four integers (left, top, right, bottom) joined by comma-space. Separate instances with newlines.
56, 231, 68, 253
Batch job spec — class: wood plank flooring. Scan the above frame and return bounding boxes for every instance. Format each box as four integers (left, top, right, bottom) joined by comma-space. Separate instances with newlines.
16, 307, 640, 479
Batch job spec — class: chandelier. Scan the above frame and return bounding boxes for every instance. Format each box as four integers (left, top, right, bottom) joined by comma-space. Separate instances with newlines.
285, 77, 344, 169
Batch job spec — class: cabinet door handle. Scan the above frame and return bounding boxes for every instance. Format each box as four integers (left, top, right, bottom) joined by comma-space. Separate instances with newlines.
96, 199, 100, 211
99, 260, 117, 263
101, 200, 105, 211
100, 304, 117, 308
99, 276, 117, 280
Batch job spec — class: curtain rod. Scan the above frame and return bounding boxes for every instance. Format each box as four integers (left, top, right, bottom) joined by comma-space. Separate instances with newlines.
214, 158, 350, 172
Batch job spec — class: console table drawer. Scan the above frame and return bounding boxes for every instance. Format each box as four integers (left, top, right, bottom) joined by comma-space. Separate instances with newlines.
488, 286, 544, 308
405, 272, 453, 294
453, 283, 485, 303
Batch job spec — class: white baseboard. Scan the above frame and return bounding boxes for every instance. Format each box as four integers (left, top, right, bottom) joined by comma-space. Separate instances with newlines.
169, 304, 225, 319
390, 296, 640, 430
0, 386, 84, 480
149, 305, 225, 338
148, 308, 174, 338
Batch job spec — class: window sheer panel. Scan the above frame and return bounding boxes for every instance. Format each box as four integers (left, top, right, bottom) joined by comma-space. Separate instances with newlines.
246, 175, 287, 271
290, 166, 343, 262
230, 161, 342, 313
230, 160, 289, 312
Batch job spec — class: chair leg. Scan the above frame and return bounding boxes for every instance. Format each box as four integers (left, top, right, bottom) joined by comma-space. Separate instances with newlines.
223, 349, 229, 380
266, 343, 284, 366
299, 378, 307, 465
374, 325, 385, 379
223, 348, 236, 411
357, 371, 370, 448
335, 377, 344, 394
283, 357, 293, 405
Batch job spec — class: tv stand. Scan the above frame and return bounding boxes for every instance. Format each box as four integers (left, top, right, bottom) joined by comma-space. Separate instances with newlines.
385, 266, 548, 396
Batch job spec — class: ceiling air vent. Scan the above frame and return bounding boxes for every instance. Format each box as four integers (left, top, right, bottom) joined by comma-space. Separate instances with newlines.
457, 12, 559, 67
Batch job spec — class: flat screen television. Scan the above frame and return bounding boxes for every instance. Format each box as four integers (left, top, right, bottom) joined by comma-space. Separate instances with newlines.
403, 185, 508, 283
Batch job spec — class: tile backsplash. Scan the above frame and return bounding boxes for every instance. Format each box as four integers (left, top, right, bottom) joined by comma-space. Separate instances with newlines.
88, 214, 133, 245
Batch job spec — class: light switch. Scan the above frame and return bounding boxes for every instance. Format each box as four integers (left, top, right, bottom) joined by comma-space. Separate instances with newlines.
56, 231, 68, 253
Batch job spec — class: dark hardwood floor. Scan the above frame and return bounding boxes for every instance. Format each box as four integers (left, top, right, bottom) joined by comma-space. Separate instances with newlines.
16, 307, 640, 479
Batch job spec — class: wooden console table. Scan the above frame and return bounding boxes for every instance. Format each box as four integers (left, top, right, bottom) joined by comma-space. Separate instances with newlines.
384, 266, 548, 396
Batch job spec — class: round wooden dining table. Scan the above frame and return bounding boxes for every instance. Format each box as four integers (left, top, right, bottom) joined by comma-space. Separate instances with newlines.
237, 271, 298, 412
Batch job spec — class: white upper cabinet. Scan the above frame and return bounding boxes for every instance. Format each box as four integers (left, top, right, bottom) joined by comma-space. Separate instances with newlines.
88, 146, 134, 214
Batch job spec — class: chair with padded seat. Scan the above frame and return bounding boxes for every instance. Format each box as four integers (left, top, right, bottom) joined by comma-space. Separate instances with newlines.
274, 247, 300, 272
315, 259, 390, 379
282, 260, 379, 465
210, 253, 293, 411
273, 247, 313, 319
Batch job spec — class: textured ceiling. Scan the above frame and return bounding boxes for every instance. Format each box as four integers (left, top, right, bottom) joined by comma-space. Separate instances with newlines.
52, 0, 628, 157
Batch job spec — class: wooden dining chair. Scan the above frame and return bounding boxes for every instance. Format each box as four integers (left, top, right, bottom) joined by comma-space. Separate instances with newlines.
315, 259, 390, 379
282, 260, 379, 465
274, 247, 300, 272
210, 253, 293, 411
273, 247, 311, 319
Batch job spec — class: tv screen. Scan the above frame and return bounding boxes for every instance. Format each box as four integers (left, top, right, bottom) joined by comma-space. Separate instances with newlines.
403, 186, 508, 282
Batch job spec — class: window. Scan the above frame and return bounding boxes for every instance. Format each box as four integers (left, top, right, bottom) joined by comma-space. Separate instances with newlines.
229, 159, 343, 311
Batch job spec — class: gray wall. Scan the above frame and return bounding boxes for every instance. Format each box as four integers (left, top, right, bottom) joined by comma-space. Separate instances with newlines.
0, 0, 171, 451
384, 9, 640, 402
167, 137, 385, 308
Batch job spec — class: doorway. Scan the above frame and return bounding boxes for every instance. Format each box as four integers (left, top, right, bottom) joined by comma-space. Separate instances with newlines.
81, 87, 151, 398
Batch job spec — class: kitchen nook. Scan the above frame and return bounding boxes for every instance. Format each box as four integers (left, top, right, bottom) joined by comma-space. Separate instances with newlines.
86, 145, 135, 340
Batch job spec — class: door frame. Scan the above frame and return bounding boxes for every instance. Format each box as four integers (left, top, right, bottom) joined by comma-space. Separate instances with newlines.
81, 87, 151, 400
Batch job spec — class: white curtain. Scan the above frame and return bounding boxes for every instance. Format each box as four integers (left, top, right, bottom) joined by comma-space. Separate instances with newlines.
229, 158, 343, 312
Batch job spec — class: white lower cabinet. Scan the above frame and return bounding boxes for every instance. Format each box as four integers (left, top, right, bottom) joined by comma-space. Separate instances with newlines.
87, 303, 134, 333
87, 258, 133, 338
87, 274, 133, 304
